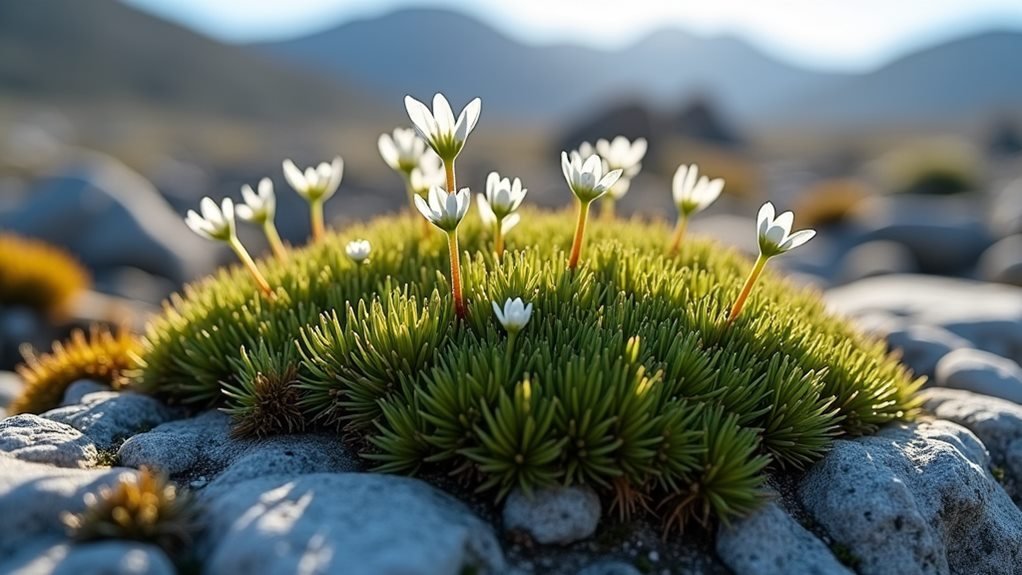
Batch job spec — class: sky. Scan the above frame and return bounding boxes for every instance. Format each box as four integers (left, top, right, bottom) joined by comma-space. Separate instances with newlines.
124, 0, 1022, 71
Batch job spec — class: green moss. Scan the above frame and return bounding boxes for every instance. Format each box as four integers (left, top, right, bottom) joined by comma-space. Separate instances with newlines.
133, 209, 921, 529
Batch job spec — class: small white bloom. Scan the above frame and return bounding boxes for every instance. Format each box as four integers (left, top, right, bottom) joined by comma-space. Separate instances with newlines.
478, 195, 521, 235
345, 239, 371, 263
483, 171, 527, 219
492, 297, 533, 334
404, 93, 481, 161
596, 136, 647, 179
415, 185, 471, 232
378, 127, 427, 173
409, 156, 446, 197
282, 156, 343, 202
673, 164, 724, 217
185, 197, 235, 241
561, 151, 622, 202
235, 178, 275, 224
756, 202, 816, 257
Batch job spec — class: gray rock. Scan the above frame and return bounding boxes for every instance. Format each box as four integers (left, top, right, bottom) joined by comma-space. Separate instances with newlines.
117, 410, 358, 482
575, 561, 642, 575
203, 473, 506, 575
839, 240, 917, 284
826, 275, 1022, 365
61, 380, 109, 406
0, 541, 175, 575
43, 391, 178, 450
117, 410, 233, 476
0, 414, 98, 468
885, 324, 971, 379
716, 493, 852, 575
980, 234, 1022, 287
991, 179, 1022, 237
0, 150, 218, 283
920, 388, 1022, 500
852, 195, 993, 275
935, 348, 1022, 403
0, 458, 137, 558
503, 485, 601, 545
0, 370, 22, 411
799, 420, 1022, 575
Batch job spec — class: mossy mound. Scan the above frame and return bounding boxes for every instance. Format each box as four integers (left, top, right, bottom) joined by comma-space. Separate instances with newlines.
134, 209, 921, 527
0, 233, 89, 317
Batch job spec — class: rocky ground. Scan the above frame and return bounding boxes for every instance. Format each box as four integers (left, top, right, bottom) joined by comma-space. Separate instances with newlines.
0, 274, 1020, 574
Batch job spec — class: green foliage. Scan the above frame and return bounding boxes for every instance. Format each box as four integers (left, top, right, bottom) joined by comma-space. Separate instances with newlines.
133, 209, 922, 529
223, 341, 305, 438
0, 233, 90, 317
63, 467, 201, 555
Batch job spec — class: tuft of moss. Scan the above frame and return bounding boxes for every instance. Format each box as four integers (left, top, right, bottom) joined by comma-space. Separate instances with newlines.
12, 326, 139, 414
133, 209, 922, 529
0, 233, 90, 317
222, 342, 306, 439
63, 467, 201, 554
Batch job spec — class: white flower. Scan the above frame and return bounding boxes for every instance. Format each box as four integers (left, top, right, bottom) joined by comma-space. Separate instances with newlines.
673, 164, 724, 217
478, 195, 520, 235
345, 239, 371, 263
607, 177, 631, 200
235, 178, 275, 224
404, 93, 481, 161
561, 151, 623, 202
282, 156, 343, 202
415, 185, 471, 232
409, 154, 445, 196
185, 197, 236, 241
756, 202, 816, 257
492, 297, 533, 334
596, 136, 647, 178
483, 171, 527, 219
378, 128, 427, 173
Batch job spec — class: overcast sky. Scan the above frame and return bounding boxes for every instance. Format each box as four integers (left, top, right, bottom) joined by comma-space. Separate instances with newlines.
124, 0, 1022, 71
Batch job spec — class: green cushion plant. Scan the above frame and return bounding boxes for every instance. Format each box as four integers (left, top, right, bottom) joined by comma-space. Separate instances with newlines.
132, 92, 922, 532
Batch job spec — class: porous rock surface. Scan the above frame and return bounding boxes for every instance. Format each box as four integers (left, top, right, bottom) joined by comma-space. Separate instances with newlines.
43, 390, 179, 450
503, 485, 602, 545
799, 420, 1022, 575
201, 472, 507, 575
0, 414, 98, 468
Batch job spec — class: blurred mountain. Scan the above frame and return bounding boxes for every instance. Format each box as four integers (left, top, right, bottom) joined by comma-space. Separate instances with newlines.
0, 0, 374, 121
255, 8, 840, 124
774, 31, 1022, 129
258, 9, 1022, 131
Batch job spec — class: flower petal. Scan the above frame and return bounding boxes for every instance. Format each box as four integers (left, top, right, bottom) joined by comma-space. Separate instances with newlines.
404, 95, 437, 140
781, 229, 816, 251
432, 93, 456, 133
757, 202, 775, 236
282, 159, 306, 193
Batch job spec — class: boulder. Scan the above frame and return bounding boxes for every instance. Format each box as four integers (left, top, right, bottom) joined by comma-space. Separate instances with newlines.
0, 150, 218, 283
202, 473, 506, 575
991, 180, 1022, 237
935, 348, 1022, 403
117, 410, 358, 482
920, 388, 1022, 501
0, 540, 175, 575
884, 324, 971, 379
60, 380, 109, 406
0, 458, 137, 558
798, 421, 1022, 575
0, 414, 98, 468
716, 492, 852, 575
979, 235, 1022, 287
838, 240, 917, 284
43, 391, 179, 450
503, 485, 602, 545
826, 275, 1022, 365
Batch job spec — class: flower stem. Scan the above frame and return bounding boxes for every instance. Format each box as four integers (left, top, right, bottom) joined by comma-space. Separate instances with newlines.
444, 160, 456, 194
264, 222, 288, 261
568, 199, 592, 270
494, 219, 504, 257
401, 171, 417, 217
668, 215, 689, 255
229, 236, 273, 298
310, 199, 325, 243
447, 230, 465, 318
727, 254, 768, 324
